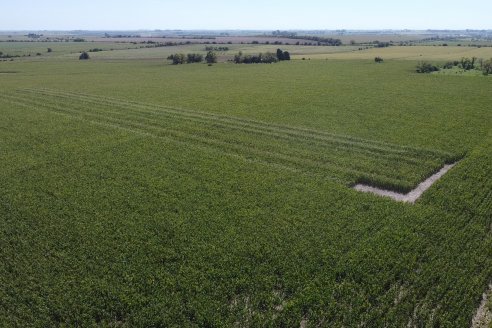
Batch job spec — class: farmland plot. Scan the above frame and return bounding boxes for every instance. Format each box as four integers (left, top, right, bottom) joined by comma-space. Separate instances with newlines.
0, 56, 491, 327
2, 88, 456, 193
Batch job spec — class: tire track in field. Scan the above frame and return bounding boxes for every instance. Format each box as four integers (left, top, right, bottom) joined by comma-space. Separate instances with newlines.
3, 90, 452, 191
6, 92, 428, 188
15, 90, 443, 179
1, 95, 348, 183
3, 95, 371, 182
3, 94, 410, 188
23, 88, 447, 168
19, 88, 451, 185
22, 88, 453, 159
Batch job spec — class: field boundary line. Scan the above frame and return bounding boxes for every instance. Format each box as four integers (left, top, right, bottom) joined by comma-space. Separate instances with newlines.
353, 162, 458, 203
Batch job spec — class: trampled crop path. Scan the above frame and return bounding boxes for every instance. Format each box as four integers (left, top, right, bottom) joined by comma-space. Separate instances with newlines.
354, 162, 458, 203
3, 88, 457, 193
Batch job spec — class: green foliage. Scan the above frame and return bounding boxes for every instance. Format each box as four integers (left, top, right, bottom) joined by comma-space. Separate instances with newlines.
375, 41, 391, 48
186, 53, 204, 63
204, 46, 229, 52
234, 51, 278, 64
483, 58, 492, 75
78, 51, 90, 60
0, 59, 491, 327
276, 48, 291, 61
374, 56, 384, 63
416, 61, 439, 73
443, 61, 455, 69
460, 57, 476, 70
167, 53, 186, 65
205, 51, 217, 64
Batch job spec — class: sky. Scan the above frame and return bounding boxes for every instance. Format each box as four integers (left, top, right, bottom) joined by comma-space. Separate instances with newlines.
1, 0, 491, 31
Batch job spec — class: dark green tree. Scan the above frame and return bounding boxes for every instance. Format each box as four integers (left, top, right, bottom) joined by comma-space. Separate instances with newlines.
416, 61, 439, 73
205, 51, 217, 64
187, 53, 203, 63
483, 58, 492, 75
79, 52, 90, 60
276, 48, 284, 61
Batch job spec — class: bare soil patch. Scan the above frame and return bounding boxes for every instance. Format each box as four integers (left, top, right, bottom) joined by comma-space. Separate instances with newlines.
472, 284, 492, 328
354, 163, 457, 203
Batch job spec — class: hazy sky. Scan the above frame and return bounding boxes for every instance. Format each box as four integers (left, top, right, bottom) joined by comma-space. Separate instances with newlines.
1, 0, 491, 30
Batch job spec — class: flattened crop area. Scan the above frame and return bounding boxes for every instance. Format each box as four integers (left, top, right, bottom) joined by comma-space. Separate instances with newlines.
2, 88, 456, 194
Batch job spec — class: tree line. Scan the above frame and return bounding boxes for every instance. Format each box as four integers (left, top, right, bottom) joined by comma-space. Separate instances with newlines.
416, 57, 492, 75
233, 49, 291, 64
167, 51, 217, 64
166, 48, 291, 65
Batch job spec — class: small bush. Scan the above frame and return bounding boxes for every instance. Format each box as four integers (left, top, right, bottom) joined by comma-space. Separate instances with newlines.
47, 48, 52, 53
374, 57, 383, 63
443, 61, 455, 69
416, 61, 439, 73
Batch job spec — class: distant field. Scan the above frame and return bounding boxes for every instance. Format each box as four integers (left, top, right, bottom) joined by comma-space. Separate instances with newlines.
4, 41, 492, 64
0, 41, 142, 57
293, 45, 492, 61
0, 44, 491, 327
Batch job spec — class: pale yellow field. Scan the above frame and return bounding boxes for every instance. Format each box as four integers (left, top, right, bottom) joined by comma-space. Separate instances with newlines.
292, 46, 492, 61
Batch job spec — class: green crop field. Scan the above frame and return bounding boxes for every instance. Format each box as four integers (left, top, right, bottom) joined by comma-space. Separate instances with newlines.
0, 42, 491, 327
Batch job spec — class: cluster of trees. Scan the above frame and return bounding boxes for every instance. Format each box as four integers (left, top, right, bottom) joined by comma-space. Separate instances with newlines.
204, 46, 229, 51
441, 57, 492, 75
233, 51, 278, 64
232, 49, 291, 64
276, 49, 291, 61
374, 41, 391, 48
167, 51, 217, 65
416, 61, 440, 73
272, 30, 297, 37
26, 33, 42, 39
483, 59, 492, 75
416, 57, 492, 75
289, 36, 343, 46
0, 52, 20, 59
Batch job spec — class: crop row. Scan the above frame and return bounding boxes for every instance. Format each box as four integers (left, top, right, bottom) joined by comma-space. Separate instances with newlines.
4, 89, 453, 192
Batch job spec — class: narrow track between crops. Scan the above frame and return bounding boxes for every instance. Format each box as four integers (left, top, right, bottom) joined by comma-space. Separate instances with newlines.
2, 88, 459, 193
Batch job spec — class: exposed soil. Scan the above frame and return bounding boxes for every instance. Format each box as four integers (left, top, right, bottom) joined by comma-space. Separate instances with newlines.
354, 163, 457, 203
472, 284, 492, 328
